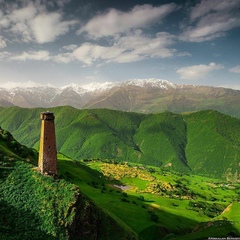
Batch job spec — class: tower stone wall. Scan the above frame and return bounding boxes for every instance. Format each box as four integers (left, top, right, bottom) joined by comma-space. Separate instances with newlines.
38, 112, 58, 176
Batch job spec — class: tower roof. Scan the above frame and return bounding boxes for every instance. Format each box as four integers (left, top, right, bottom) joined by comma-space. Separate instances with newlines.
40, 111, 55, 120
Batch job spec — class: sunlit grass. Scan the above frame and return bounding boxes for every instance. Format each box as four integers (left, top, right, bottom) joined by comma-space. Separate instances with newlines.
58, 157, 240, 239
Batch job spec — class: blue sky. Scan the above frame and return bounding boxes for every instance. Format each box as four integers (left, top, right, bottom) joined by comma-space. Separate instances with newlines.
0, 0, 240, 89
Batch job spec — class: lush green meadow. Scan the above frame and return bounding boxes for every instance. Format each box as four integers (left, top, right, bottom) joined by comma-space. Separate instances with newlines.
58, 157, 240, 240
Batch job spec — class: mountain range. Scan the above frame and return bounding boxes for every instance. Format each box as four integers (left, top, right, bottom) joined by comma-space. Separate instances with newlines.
0, 106, 239, 180
1, 79, 240, 117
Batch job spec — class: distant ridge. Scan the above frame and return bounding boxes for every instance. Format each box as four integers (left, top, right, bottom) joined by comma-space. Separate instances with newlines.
121, 78, 176, 89
1, 79, 240, 117
0, 98, 14, 107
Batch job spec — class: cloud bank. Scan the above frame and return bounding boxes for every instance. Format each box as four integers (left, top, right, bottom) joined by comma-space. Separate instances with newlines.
0, 2, 77, 43
0, 0, 239, 89
229, 65, 240, 74
180, 0, 240, 42
177, 62, 224, 80
0, 2, 180, 65
77, 3, 177, 38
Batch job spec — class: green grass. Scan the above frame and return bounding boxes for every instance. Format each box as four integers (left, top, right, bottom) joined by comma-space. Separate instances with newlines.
1, 123, 239, 239
0, 129, 138, 240
1, 107, 240, 179
58, 158, 240, 239
0, 129, 79, 239
183, 110, 240, 179
217, 202, 240, 221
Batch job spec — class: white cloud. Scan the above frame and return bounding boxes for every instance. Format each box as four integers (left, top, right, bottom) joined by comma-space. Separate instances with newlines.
0, 51, 11, 60
180, 0, 240, 42
0, 81, 55, 89
0, 9, 10, 27
10, 22, 33, 42
0, 29, 178, 65
177, 51, 191, 57
71, 31, 176, 65
72, 43, 122, 65
117, 31, 176, 59
0, 2, 186, 67
73, 4, 180, 65
56, 0, 71, 8
53, 53, 73, 63
113, 52, 144, 64
0, 2, 78, 43
62, 44, 78, 51
0, 36, 7, 48
10, 50, 50, 61
10, 4, 37, 22
77, 3, 176, 38
177, 62, 224, 80
30, 12, 77, 43
229, 65, 240, 74
190, 0, 240, 20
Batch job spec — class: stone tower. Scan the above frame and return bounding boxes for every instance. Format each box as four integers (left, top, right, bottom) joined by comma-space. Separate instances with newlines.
38, 112, 58, 176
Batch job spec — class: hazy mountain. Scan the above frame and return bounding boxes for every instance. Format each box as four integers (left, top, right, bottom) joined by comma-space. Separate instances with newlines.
0, 98, 14, 107
1, 79, 240, 117
0, 81, 119, 108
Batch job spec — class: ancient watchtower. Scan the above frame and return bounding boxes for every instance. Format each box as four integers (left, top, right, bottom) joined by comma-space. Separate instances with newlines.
38, 112, 58, 176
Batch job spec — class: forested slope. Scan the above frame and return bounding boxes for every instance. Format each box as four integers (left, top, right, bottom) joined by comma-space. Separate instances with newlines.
0, 106, 240, 179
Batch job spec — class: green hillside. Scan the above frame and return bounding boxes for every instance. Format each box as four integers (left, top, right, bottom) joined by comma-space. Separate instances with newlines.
183, 110, 240, 179
0, 126, 239, 239
0, 106, 240, 179
0, 128, 138, 240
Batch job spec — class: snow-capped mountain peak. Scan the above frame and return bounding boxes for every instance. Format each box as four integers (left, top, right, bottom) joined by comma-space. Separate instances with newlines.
60, 78, 176, 93
123, 78, 176, 89
0, 78, 178, 108
81, 81, 119, 92
0, 78, 176, 93
61, 81, 119, 94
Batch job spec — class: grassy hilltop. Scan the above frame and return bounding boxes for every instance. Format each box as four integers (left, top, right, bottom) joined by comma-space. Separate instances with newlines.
0, 106, 240, 179
0, 128, 138, 240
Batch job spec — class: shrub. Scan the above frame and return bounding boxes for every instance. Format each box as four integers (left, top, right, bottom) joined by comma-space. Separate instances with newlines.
138, 196, 145, 201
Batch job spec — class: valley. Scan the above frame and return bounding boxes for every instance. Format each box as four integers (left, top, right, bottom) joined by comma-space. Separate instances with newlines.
0, 106, 240, 239
58, 156, 240, 240
1, 0, 240, 238
0, 106, 239, 180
